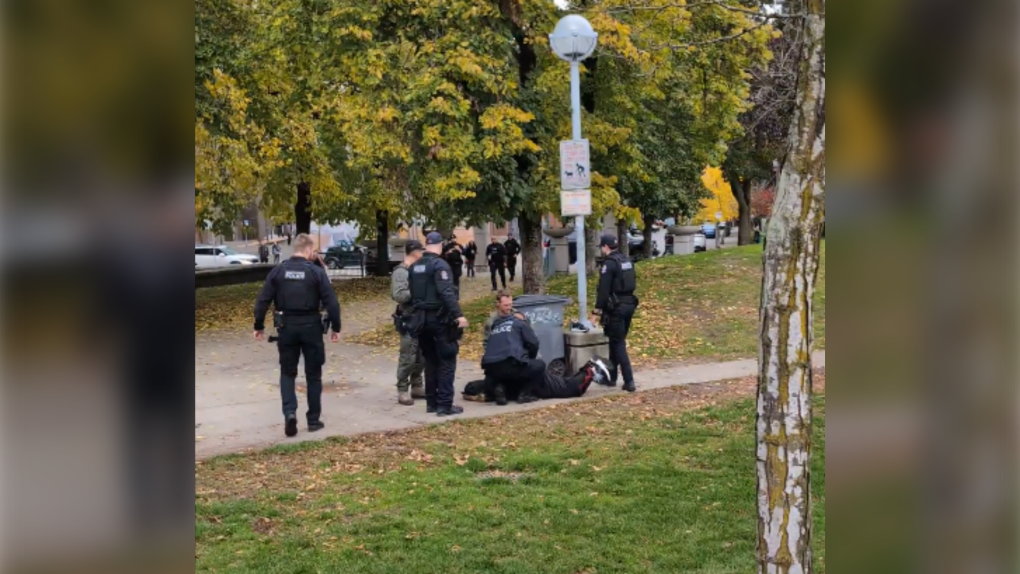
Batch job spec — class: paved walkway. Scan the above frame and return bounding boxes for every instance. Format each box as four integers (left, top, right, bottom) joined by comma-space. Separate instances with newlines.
195, 328, 824, 459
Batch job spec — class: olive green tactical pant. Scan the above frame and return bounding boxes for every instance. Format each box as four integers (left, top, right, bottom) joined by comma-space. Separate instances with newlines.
397, 332, 425, 392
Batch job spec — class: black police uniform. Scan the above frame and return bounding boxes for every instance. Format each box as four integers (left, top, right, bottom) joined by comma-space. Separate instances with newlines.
596, 250, 639, 391
486, 242, 507, 290
481, 314, 544, 403
255, 256, 341, 425
504, 237, 521, 281
409, 252, 465, 415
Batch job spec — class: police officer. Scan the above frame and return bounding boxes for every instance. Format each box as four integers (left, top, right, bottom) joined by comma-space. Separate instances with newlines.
486, 236, 507, 291
481, 292, 543, 405
410, 232, 469, 416
504, 233, 521, 282
592, 233, 639, 392
254, 233, 341, 437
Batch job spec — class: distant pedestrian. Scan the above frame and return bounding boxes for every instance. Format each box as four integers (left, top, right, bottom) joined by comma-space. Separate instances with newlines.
287, 233, 292, 246
272, 242, 281, 264
463, 241, 477, 278
443, 236, 464, 290
258, 242, 270, 264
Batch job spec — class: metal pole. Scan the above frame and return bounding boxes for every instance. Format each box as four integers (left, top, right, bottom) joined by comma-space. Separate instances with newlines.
570, 61, 589, 327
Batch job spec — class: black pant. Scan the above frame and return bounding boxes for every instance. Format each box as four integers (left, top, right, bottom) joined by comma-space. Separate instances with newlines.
483, 357, 545, 401
490, 262, 506, 290
451, 265, 462, 289
465, 258, 475, 277
277, 320, 325, 421
418, 319, 459, 409
603, 305, 636, 386
507, 256, 518, 281
534, 369, 590, 399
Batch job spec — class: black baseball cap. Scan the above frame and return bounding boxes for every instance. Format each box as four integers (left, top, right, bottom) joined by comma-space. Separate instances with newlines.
425, 232, 444, 245
405, 239, 424, 254
599, 234, 619, 248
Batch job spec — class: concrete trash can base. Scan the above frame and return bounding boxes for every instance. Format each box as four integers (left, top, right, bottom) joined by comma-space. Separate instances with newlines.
513, 294, 572, 364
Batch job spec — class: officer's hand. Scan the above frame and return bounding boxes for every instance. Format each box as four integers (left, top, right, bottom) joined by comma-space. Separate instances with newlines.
330, 331, 341, 343
456, 316, 469, 328
254, 330, 265, 341
590, 314, 600, 326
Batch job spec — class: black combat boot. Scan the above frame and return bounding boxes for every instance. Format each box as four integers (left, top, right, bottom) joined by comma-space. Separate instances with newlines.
493, 385, 508, 406
437, 405, 464, 417
517, 391, 538, 404
284, 414, 298, 437
622, 381, 636, 393
308, 420, 325, 432
426, 401, 438, 414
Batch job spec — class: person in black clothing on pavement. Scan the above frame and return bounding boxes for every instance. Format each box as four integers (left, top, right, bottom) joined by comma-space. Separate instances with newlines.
592, 233, 639, 392
442, 235, 465, 290
254, 233, 342, 437
481, 292, 543, 405
504, 233, 521, 282
463, 240, 478, 278
485, 236, 507, 291
409, 232, 470, 416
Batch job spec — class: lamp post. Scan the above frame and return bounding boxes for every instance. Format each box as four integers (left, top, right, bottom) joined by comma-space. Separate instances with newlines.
549, 14, 597, 327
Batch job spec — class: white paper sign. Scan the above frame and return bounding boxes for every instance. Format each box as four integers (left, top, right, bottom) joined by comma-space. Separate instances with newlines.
560, 140, 591, 190
561, 190, 592, 216
715, 211, 723, 221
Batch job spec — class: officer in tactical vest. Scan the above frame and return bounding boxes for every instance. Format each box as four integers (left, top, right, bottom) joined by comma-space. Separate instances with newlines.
481, 292, 543, 405
593, 233, 639, 392
254, 233, 341, 437
409, 232, 469, 416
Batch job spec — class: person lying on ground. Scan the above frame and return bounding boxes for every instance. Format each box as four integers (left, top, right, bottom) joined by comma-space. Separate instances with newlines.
462, 357, 611, 402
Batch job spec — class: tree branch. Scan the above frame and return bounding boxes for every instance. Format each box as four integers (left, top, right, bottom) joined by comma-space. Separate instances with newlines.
604, 1, 815, 19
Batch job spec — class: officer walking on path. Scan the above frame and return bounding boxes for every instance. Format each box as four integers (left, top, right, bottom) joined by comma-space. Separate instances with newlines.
391, 240, 426, 406
410, 232, 469, 416
253, 233, 341, 437
592, 233, 639, 393
486, 236, 508, 291
504, 233, 521, 282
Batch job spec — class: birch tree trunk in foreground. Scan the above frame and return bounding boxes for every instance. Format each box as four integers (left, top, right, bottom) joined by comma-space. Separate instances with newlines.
756, 0, 825, 572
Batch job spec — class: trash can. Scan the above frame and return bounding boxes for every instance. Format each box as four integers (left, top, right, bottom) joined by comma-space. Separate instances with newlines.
513, 294, 572, 376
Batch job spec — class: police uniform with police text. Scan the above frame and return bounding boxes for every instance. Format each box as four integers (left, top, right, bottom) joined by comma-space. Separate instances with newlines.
595, 251, 639, 391
254, 257, 341, 425
481, 313, 544, 403
409, 252, 464, 414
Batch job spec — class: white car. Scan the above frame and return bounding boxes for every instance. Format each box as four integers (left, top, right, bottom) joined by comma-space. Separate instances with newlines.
195, 245, 259, 268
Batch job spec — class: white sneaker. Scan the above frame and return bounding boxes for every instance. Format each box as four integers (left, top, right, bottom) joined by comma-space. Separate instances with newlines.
587, 357, 611, 385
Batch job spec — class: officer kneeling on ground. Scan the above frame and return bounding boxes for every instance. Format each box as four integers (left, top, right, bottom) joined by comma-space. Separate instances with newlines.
254, 233, 341, 437
592, 233, 639, 392
408, 232, 469, 416
481, 291, 544, 405
481, 290, 613, 404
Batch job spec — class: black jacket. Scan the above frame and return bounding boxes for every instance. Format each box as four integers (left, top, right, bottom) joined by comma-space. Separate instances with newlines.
504, 238, 521, 258
596, 251, 637, 312
486, 243, 507, 265
481, 314, 539, 366
254, 256, 341, 331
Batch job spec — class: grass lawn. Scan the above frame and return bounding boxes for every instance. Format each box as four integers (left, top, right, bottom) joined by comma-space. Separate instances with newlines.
195, 276, 392, 332
196, 379, 826, 573
353, 242, 826, 365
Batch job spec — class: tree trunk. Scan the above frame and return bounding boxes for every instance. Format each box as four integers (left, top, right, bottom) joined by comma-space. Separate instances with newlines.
585, 222, 599, 276
616, 219, 629, 256
295, 182, 312, 235
642, 215, 654, 259
756, 2, 825, 573
519, 212, 545, 295
374, 210, 389, 277
734, 177, 753, 246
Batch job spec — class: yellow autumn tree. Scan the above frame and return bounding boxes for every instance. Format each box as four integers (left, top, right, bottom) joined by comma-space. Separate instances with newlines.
694, 166, 740, 223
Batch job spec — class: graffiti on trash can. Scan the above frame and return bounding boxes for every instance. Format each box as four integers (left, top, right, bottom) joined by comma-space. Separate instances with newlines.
523, 307, 562, 325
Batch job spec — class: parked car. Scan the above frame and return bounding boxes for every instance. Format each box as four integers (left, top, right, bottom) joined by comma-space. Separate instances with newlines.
701, 223, 717, 239
195, 245, 259, 268
322, 243, 366, 269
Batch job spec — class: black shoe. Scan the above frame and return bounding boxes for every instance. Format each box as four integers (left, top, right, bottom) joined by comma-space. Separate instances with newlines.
284, 414, 298, 437
437, 405, 464, 417
517, 392, 537, 404
622, 381, 636, 393
426, 403, 438, 414
308, 420, 325, 432
493, 385, 508, 406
